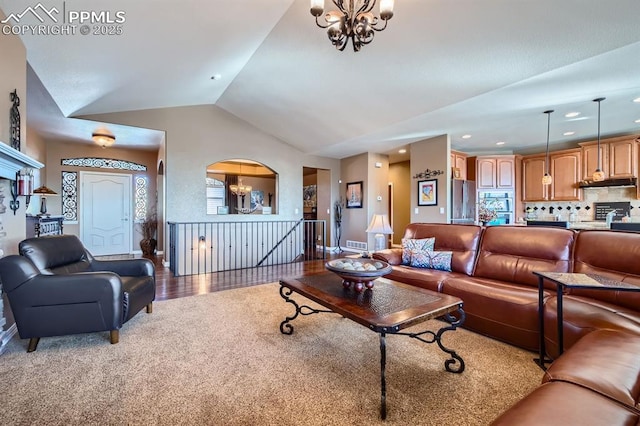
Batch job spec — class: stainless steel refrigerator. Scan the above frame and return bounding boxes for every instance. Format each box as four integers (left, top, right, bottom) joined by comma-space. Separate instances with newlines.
451, 180, 476, 224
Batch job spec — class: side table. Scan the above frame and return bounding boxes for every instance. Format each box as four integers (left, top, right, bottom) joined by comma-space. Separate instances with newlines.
534, 271, 640, 369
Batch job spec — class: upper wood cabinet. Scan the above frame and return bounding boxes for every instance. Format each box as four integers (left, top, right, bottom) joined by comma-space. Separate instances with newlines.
451, 150, 467, 180
477, 156, 515, 189
522, 150, 581, 201
549, 149, 582, 201
609, 138, 638, 178
522, 155, 548, 201
579, 136, 638, 180
581, 142, 608, 180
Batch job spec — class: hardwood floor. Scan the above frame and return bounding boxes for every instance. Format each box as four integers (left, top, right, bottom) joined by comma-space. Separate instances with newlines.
151, 252, 340, 301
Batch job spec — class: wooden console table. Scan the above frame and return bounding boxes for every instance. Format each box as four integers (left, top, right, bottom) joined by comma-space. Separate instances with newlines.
26, 215, 64, 238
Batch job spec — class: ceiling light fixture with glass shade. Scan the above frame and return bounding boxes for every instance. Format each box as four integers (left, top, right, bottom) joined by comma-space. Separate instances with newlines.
92, 128, 116, 148
592, 97, 606, 182
310, 0, 394, 52
542, 110, 554, 186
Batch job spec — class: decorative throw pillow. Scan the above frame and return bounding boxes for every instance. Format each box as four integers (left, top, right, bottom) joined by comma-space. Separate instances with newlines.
410, 250, 453, 272
401, 237, 435, 265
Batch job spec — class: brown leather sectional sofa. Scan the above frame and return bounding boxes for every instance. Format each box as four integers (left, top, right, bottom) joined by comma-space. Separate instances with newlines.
372, 223, 640, 425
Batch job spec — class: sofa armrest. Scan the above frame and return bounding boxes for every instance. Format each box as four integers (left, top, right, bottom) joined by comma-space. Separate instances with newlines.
373, 248, 403, 265
10, 272, 124, 306
91, 258, 155, 278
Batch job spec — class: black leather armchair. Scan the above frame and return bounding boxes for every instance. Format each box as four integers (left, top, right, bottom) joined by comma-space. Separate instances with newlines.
0, 235, 155, 352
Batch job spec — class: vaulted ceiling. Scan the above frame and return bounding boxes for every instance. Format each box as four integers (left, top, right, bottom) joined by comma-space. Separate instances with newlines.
3, 0, 640, 158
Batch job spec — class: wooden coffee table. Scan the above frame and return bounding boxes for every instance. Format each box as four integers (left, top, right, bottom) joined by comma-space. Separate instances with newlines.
279, 271, 465, 420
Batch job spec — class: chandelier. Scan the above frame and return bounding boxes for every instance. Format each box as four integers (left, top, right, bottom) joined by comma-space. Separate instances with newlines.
310, 0, 394, 52
229, 179, 252, 198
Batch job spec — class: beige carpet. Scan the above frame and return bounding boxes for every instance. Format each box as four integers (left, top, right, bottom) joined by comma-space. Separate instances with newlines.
0, 283, 542, 425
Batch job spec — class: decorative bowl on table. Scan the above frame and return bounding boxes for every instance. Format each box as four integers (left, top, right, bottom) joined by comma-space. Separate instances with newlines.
325, 258, 392, 292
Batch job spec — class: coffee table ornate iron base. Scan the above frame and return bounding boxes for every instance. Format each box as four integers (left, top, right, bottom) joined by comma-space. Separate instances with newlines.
278, 274, 465, 420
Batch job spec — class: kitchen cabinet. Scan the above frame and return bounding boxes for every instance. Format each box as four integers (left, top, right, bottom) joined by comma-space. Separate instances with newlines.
609, 138, 638, 178
476, 155, 515, 189
451, 150, 467, 180
549, 149, 582, 201
581, 142, 607, 180
522, 150, 582, 202
579, 136, 638, 180
522, 155, 547, 201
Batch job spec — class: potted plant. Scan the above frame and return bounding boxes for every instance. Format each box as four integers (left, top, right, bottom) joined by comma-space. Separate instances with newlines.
139, 211, 158, 256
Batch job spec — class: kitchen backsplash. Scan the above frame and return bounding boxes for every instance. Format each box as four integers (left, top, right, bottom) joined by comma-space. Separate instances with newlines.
523, 187, 640, 222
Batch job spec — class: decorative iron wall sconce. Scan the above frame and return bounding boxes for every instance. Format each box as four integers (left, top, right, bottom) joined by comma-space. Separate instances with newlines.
9, 168, 34, 215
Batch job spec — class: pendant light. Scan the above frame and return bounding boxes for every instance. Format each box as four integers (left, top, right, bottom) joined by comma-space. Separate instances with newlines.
592, 97, 606, 182
541, 110, 554, 186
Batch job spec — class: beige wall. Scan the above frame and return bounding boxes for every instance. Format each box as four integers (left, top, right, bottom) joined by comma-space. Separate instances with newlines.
340, 153, 368, 247
44, 140, 158, 250
84, 105, 341, 255
410, 135, 451, 224
367, 152, 391, 249
0, 9, 29, 255
390, 161, 411, 245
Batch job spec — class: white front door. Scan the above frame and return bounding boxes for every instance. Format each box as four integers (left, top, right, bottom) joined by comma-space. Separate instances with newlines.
80, 172, 132, 256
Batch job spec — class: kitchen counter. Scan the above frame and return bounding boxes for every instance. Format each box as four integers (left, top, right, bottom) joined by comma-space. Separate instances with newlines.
568, 221, 609, 230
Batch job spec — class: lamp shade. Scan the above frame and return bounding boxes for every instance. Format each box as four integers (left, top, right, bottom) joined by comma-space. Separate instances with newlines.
366, 214, 393, 234
32, 185, 58, 195
366, 214, 393, 252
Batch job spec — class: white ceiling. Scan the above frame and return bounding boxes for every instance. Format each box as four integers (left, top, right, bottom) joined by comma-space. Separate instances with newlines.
3, 0, 640, 158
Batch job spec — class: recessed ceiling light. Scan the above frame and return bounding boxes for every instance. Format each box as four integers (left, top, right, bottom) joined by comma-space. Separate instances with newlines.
210, 74, 222, 80
496, 141, 505, 146
635, 119, 640, 124
565, 112, 580, 118
633, 97, 640, 103
461, 134, 472, 139
398, 149, 406, 154
563, 131, 575, 136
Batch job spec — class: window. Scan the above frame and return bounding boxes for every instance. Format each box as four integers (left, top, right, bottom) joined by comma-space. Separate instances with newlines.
206, 177, 226, 215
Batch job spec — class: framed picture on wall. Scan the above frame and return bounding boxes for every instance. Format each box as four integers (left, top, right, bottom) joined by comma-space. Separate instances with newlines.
417, 179, 437, 206
345, 181, 363, 208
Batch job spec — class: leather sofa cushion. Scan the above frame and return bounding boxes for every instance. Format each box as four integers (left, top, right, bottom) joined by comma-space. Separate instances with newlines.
441, 276, 548, 351
473, 226, 574, 288
543, 329, 640, 411
383, 266, 468, 293
401, 223, 482, 275
543, 295, 640, 359
490, 381, 640, 426
571, 230, 640, 309
20, 235, 92, 274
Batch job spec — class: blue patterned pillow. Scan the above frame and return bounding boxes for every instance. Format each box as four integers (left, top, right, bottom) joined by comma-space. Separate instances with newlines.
401, 237, 435, 265
410, 250, 453, 272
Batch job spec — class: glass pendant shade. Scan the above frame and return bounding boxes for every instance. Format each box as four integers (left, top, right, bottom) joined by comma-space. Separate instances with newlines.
542, 173, 553, 185
592, 169, 606, 182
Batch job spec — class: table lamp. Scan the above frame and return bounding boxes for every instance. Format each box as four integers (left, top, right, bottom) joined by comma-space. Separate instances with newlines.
366, 214, 394, 252
32, 185, 58, 215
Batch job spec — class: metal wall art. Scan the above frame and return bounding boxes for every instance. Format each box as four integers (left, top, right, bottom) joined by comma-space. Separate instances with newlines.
412, 168, 444, 180
61, 157, 147, 171
10, 89, 21, 150
61, 171, 77, 221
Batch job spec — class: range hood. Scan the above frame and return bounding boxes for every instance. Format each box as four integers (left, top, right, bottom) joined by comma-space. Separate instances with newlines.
0, 142, 43, 180
579, 177, 637, 188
